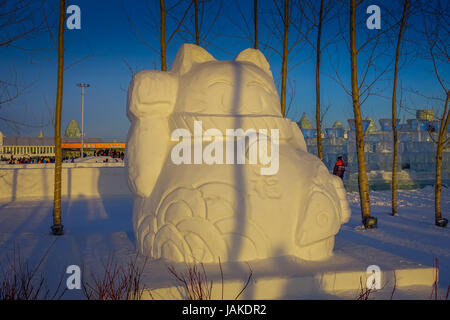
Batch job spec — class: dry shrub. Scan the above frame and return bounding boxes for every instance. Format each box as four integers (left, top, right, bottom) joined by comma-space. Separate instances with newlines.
168, 262, 213, 300
83, 254, 149, 300
168, 257, 253, 300
356, 276, 377, 300
0, 245, 66, 300
429, 257, 449, 300
355, 271, 391, 300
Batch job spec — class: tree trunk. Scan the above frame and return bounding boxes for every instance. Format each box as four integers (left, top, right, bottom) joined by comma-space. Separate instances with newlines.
315, 0, 324, 160
195, 0, 199, 45
52, 0, 65, 235
254, 0, 258, 49
391, 104, 399, 215
160, 0, 167, 71
435, 140, 443, 222
281, 0, 289, 117
350, 0, 371, 221
391, 0, 409, 216
435, 92, 449, 223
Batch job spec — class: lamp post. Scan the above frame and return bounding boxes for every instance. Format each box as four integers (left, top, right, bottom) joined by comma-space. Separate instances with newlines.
76, 83, 90, 159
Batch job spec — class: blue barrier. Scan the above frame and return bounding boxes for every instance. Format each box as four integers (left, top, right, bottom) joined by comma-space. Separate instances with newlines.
326, 128, 344, 138
379, 119, 400, 131
348, 119, 370, 132
301, 128, 317, 138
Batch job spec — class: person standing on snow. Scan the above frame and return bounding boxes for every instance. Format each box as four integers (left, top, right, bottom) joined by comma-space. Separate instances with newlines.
333, 156, 346, 180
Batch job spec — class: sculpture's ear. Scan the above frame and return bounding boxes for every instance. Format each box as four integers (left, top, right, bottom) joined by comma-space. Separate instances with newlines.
171, 43, 216, 75
234, 48, 272, 77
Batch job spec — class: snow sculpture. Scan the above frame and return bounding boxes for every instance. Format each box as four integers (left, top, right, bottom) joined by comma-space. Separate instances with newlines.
126, 44, 350, 263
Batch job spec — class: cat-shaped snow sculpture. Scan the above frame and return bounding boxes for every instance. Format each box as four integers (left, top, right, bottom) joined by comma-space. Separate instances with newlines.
126, 44, 350, 263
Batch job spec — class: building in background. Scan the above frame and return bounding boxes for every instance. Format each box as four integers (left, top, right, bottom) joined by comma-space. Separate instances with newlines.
298, 110, 450, 190
0, 130, 56, 158
0, 119, 126, 160
297, 112, 317, 139
64, 119, 82, 138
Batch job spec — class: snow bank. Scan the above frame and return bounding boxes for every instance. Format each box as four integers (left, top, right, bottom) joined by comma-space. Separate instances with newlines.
0, 164, 130, 201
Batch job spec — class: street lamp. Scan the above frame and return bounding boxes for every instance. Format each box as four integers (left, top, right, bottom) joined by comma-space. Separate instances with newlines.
76, 83, 90, 159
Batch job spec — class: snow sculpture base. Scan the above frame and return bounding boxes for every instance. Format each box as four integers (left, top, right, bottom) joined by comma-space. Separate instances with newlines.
126, 44, 350, 263
142, 239, 437, 299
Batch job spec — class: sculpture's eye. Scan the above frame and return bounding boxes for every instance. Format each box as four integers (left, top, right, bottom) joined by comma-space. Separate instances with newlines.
247, 81, 271, 94
208, 79, 233, 87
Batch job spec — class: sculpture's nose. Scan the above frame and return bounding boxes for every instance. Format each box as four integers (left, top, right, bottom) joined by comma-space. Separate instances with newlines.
295, 191, 341, 248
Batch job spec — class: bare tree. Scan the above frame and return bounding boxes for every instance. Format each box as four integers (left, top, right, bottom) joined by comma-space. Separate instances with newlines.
50, 0, 65, 235
0, 0, 44, 131
189, 0, 223, 48
421, 1, 449, 227
258, 0, 314, 117
0, 0, 43, 48
254, 0, 258, 49
0, 69, 35, 131
315, 0, 325, 159
124, 0, 194, 71
220, 0, 258, 51
127, 0, 222, 68
157, 0, 189, 71
391, 0, 410, 216
263, 0, 316, 118
160, 0, 168, 71
194, 0, 199, 45
348, 0, 395, 227
295, 0, 341, 160
280, 0, 289, 117
328, 0, 396, 227
349, 0, 371, 225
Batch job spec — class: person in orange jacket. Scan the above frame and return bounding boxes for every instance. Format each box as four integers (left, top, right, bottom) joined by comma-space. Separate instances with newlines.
333, 156, 346, 179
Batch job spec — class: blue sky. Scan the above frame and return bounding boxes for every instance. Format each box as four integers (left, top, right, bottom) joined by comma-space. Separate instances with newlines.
0, 0, 448, 141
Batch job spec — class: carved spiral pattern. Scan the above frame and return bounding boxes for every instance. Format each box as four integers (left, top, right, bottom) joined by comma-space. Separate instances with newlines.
136, 183, 269, 263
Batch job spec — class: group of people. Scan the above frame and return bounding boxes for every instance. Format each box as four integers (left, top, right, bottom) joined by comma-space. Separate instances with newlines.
93, 149, 125, 160
2, 152, 346, 180
4, 156, 55, 164
59, 149, 125, 163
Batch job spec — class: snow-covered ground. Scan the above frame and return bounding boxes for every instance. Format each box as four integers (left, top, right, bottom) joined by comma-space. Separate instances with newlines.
343, 185, 450, 287
0, 186, 448, 299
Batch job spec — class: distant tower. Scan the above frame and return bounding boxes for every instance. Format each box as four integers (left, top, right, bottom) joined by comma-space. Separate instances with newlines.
297, 112, 314, 129
332, 121, 344, 129
331, 121, 344, 139
65, 119, 82, 138
297, 113, 316, 139
38, 130, 44, 138
416, 109, 434, 121
366, 117, 378, 133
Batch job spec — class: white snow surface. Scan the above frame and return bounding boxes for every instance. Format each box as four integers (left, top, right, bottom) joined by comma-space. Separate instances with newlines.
0, 187, 448, 299
344, 186, 450, 274
0, 165, 129, 201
